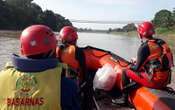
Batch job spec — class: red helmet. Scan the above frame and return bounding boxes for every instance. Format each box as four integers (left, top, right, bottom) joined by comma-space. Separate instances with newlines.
137, 21, 155, 37
58, 26, 78, 43
20, 25, 57, 56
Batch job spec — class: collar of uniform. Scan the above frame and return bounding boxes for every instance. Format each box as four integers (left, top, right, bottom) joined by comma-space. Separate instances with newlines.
11, 54, 59, 72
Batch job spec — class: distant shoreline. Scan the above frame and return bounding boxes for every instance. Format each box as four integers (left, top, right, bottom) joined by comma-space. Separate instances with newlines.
109, 31, 137, 37
0, 30, 174, 53
0, 30, 21, 38
110, 31, 175, 53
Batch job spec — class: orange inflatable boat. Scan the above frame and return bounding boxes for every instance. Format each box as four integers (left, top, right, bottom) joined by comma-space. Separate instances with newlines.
83, 46, 175, 110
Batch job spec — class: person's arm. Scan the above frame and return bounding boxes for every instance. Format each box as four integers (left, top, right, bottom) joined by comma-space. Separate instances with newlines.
71, 81, 82, 110
61, 77, 82, 110
130, 43, 150, 71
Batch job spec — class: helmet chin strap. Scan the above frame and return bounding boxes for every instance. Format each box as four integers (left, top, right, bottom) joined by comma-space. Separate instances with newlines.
138, 34, 143, 43
42, 48, 56, 58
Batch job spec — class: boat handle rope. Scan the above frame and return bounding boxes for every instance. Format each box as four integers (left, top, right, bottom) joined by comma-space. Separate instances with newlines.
83, 46, 132, 66
89, 49, 109, 58
109, 56, 131, 67
83, 46, 109, 58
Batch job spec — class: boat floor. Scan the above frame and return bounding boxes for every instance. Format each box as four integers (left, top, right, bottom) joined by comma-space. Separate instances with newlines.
94, 87, 135, 110
97, 94, 134, 110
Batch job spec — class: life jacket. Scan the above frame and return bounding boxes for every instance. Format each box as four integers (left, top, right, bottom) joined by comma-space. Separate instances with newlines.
142, 39, 173, 84
0, 61, 64, 110
56, 45, 87, 84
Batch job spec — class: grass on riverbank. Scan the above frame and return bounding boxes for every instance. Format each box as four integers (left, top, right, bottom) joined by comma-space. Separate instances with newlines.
154, 27, 175, 53
155, 34, 175, 53
0, 30, 21, 38
110, 31, 137, 37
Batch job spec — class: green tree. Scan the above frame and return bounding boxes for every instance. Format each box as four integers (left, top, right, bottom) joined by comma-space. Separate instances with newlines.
0, 0, 14, 29
5, 0, 36, 29
0, 0, 7, 29
153, 9, 174, 28
173, 8, 175, 26
5, 0, 33, 7
122, 23, 137, 32
37, 10, 58, 30
55, 14, 67, 31
2, 0, 72, 30
108, 28, 112, 33
26, 3, 43, 25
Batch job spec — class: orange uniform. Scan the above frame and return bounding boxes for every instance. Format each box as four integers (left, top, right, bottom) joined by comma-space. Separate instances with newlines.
123, 38, 173, 88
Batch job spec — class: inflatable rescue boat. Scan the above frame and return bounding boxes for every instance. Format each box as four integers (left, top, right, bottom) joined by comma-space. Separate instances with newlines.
83, 46, 175, 110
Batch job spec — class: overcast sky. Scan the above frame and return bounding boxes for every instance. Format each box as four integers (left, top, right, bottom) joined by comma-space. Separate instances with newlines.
33, 0, 175, 30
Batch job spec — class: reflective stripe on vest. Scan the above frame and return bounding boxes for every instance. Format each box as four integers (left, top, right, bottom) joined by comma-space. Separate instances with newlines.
0, 61, 64, 110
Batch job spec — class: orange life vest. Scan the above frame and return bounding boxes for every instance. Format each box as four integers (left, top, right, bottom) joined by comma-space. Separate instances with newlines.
142, 39, 173, 84
56, 45, 83, 84
56, 45, 79, 70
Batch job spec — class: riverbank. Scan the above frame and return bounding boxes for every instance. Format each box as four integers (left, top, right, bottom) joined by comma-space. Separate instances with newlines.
110, 31, 137, 37
0, 30, 21, 38
156, 34, 175, 53
110, 28, 175, 53
0, 29, 175, 53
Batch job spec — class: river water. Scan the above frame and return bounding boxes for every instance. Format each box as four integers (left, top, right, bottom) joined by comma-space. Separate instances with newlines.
78, 32, 140, 60
0, 37, 20, 70
0, 32, 140, 110
0, 32, 140, 70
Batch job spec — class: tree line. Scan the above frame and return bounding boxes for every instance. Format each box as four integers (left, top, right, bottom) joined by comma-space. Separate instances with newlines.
152, 9, 175, 29
107, 8, 175, 33
0, 0, 72, 31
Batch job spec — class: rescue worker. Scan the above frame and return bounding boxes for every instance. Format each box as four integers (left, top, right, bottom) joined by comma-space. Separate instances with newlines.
56, 26, 87, 85
56, 26, 94, 110
113, 21, 174, 106
0, 25, 82, 110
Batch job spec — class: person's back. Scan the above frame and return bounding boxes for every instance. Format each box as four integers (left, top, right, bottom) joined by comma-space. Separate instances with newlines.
0, 25, 82, 110
56, 26, 86, 84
